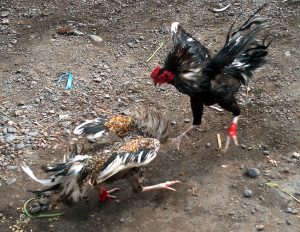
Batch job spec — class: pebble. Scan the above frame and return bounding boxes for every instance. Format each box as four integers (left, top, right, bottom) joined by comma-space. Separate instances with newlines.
6, 177, 16, 185
263, 150, 270, 155
286, 219, 292, 225
285, 207, 298, 214
7, 127, 17, 133
256, 224, 264, 231
16, 142, 25, 149
6, 165, 18, 171
292, 152, 300, 159
60, 121, 72, 128
1, 18, 9, 25
89, 34, 103, 43
28, 131, 38, 137
206, 143, 211, 147
244, 189, 253, 197
5, 135, 16, 143
0, 11, 10, 17
246, 168, 260, 178
30, 204, 41, 214
127, 42, 135, 48
171, 120, 176, 125
38, 198, 50, 206
184, 118, 190, 123
284, 51, 291, 57
119, 218, 125, 223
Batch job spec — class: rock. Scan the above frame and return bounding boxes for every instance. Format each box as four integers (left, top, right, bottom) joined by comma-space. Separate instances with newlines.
38, 198, 50, 206
227, 11, 235, 16
284, 51, 291, 57
63, 129, 71, 136
6, 165, 18, 171
93, 78, 102, 83
16, 142, 25, 149
292, 152, 300, 159
119, 218, 125, 223
30, 204, 41, 214
13, 110, 24, 116
171, 120, 176, 125
6, 177, 16, 185
256, 224, 264, 231
7, 127, 17, 133
1, 18, 9, 25
5, 135, 16, 143
28, 131, 38, 137
244, 189, 253, 197
184, 118, 190, 123
41, 205, 49, 212
0, 11, 10, 17
127, 42, 135, 48
89, 34, 103, 43
286, 219, 292, 225
60, 121, 72, 128
240, 144, 247, 149
285, 207, 298, 214
206, 143, 211, 147
263, 150, 270, 155
59, 114, 69, 120
246, 168, 260, 178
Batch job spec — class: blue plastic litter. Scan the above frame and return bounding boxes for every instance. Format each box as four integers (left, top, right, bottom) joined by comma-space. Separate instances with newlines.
57, 72, 73, 90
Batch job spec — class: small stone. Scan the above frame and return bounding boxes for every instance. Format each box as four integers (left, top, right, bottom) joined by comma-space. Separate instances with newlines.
286, 219, 292, 225
184, 118, 190, 123
240, 144, 247, 149
263, 150, 270, 155
38, 198, 50, 206
104, 94, 110, 99
7, 127, 17, 133
60, 121, 72, 128
292, 152, 300, 159
246, 168, 260, 178
256, 224, 264, 231
119, 218, 125, 223
41, 205, 49, 212
16, 142, 25, 149
93, 78, 102, 83
63, 129, 71, 136
6, 165, 18, 171
5, 135, 16, 143
59, 114, 69, 120
206, 143, 211, 147
28, 131, 38, 137
227, 11, 235, 16
171, 120, 176, 125
13, 110, 23, 116
1, 11, 10, 17
284, 51, 291, 57
89, 34, 103, 43
127, 42, 135, 48
6, 177, 16, 185
30, 204, 41, 214
1, 18, 9, 25
244, 189, 253, 197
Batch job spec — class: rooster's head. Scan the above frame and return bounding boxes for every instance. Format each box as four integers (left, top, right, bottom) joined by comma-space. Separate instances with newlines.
150, 66, 174, 86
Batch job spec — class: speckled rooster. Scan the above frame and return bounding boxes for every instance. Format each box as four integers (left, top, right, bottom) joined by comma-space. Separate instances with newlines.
150, 5, 270, 152
21, 107, 179, 207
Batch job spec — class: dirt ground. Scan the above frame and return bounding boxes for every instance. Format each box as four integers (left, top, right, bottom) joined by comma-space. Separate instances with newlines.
0, 0, 299, 231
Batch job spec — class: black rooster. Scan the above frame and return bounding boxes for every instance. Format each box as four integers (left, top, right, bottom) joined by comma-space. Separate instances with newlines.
150, 6, 270, 152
